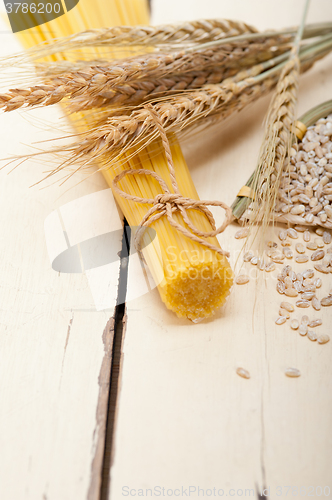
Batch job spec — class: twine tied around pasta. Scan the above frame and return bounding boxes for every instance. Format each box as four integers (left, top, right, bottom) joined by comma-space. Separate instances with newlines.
112, 103, 232, 258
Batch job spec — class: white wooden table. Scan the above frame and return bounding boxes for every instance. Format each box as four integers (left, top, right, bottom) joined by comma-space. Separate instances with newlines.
0, 1, 332, 499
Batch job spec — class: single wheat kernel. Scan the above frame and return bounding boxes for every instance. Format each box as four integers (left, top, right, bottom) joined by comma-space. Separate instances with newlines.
305, 213, 314, 224
323, 255, 332, 267
323, 231, 332, 244
243, 251, 254, 262
301, 292, 315, 301
285, 367, 301, 377
308, 319, 322, 328
267, 241, 278, 248
291, 205, 305, 216
294, 225, 307, 232
307, 331, 318, 341
302, 285, 316, 293
257, 258, 266, 271
278, 230, 288, 241
311, 249, 325, 261
299, 324, 308, 336
306, 242, 317, 250
294, 281, 302, 292
284, 276, 293, 287
303, 269, 314, 279
301, 315, 309, 325
314, 263, 330, 274
321, 296, 332, 306
295, 255, 309, 263
275, 316, 287, 325
315, 238, 325, 249
303, 230, 311, 242
281, 241, 292, 247
283, 247, 293, 259
296, 300, 310, 308
251, 256, 258, 265
279, 308, 290, 319
235, 275, 250, 285
283, 265, 292, 275
312, 296, 321, 311
313, 278, 322, 288
287, 228, 298, 239
290, 270, 297, 281
280, 301, 294, 312
265, 262, 276, 272
235, 227, 249, 239
315, 227, 324, 236
290, 319, 299, 330
295, 243, 305, 254
272, 256, 285, 264
285, 288, 298, 297
317, 334, 330, 344
236, 367, 250, 379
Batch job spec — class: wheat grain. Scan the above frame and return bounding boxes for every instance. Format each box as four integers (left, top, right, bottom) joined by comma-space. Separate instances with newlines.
307, 330, 317, 341
236, 367, 251, 379
295, 243, 305, 253
290, 319, 299, 330
235, 275, 250, 284
285, 367, 301, 377
280, 301, 294, 312
312, 296, 321, 311
317, 334, 330, 344
321, 296, 332, 306
308, 319, 322, 327
296, 300, 310, 308
311, 249, 325, 261
299, 324, 308, 336
276, 316, 287, 325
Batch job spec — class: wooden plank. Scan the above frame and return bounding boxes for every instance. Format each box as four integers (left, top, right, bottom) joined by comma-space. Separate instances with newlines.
0, 14, 124, 500
109, 1, 332, 498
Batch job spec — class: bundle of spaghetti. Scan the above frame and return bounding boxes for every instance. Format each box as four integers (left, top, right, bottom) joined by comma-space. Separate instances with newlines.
10, 1, 235, 321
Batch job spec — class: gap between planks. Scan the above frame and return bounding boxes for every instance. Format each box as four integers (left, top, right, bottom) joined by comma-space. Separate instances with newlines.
88, 222, 131, 500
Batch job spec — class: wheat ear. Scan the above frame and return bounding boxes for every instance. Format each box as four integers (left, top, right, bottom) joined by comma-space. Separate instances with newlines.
247, 0, 311, 237
0, 35, 292, 113
18, 19, 257, 58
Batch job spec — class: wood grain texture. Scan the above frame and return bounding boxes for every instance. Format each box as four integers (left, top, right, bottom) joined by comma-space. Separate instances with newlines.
0, 13, 123, 500
109, 1, 332, 498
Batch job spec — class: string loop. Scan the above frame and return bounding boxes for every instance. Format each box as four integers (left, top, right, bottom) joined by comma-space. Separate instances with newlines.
112, 103, 232, 258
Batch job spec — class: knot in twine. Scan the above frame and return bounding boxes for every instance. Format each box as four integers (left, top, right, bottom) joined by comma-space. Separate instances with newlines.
112, 103, 232, 258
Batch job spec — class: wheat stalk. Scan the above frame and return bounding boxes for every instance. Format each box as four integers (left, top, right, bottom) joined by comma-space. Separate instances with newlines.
3, 19, 331, 69
23, 19, 258, 56
243, 0, 310, 238
0, 36, 292, 113
8, 72, 279, 184
4, 25, 332, 187
43, 34, 332, 161
251, 57, 300, 229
